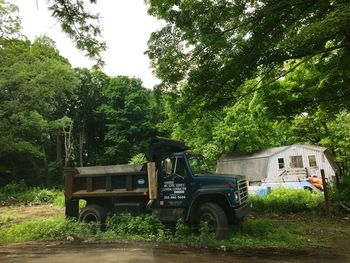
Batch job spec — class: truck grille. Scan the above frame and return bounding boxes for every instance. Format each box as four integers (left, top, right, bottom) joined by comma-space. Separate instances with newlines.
237, 179, 248, 205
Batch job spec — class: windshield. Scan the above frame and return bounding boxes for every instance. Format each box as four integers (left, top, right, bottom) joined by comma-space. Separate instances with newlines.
188, 154, 210, 175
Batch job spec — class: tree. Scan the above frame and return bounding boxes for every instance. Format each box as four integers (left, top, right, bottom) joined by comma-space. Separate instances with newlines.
0, 0, 22, 39
146, 0, 350, 109
96, 76, 157, 164
159, 83, 296, 163
68, 68, 109, 166
48, 0, 106, 67
0, 36, 79, 184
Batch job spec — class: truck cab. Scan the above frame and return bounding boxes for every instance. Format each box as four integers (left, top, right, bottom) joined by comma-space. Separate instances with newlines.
65, 138, 250, 239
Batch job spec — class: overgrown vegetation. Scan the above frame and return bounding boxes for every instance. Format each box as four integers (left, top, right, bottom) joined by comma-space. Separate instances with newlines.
0, 217, 99, 243
1, 0, 350, 192
250, 188, 324, 214
330, 176, 350, 213
0, 214, 331, 249
0, 185, 347, 249
0, 181, 64, 207
146, 0, 350, 177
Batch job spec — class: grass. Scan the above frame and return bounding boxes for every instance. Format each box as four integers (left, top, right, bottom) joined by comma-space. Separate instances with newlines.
0, 184, 347, 250
250, 188, 324, 213
0, 181, 64, 207
1, 212, 346, 250
0, 216, 100, 243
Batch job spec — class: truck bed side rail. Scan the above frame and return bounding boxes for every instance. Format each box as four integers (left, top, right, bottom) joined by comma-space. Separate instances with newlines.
64, 164, 149, 201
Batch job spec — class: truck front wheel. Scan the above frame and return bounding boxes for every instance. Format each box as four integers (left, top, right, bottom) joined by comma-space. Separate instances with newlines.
79, 205, 107, 223
197, 202, 228, 240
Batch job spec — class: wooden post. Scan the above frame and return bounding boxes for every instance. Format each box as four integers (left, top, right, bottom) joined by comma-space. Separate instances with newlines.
321, 169, 330, 214
147, 162, 158, 200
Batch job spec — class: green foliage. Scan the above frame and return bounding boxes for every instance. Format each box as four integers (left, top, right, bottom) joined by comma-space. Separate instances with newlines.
0, 217, 100, 243
147, 0, 350, 109
250, 188, 324, 214
0, 5, 164, 184
159, 87, 296, 163
0, 181, 25, 201
174, 218, 191, 239
96, 76, 157, 164
0, 35, 79, 184
320, 111, 350, 175
0, 0, 22, 39
48, 0, 106, 67
1, 210, 334, 249
104, 214, 166, 240
330, 175, 350, 211
227, 219, 298, 248
196, 222, 217, 245
146, 0, 350, 179
129, 153, 147, 165
0, 181, 63, 205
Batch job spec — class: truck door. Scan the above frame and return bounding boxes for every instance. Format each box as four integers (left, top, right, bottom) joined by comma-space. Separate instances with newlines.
159, 156, 190, 207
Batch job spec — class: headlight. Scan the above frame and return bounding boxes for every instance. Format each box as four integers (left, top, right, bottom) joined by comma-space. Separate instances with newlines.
234, 192, 239, 201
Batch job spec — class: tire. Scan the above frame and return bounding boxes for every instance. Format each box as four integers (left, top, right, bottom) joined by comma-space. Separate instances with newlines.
78, 205, 107, 223
197, 202, 228, 240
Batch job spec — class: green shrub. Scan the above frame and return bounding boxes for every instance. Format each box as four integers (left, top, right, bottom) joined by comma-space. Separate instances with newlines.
330, 176, 350, 211
0, 180, 28, 201
129, 153, 147, 164
0, 182, 64, 206
226, 218, 298, 248
104, 213, 166, 240
0, 217, 99, 243
250, 188, 323, 213
53, 193, 65, 208
0, 213, 315, 249
196, 222, 217, 244
33, 188, 56, 203
174, 218, 191, 239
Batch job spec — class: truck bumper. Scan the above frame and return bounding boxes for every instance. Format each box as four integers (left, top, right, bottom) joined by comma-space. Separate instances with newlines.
233, 201, 251, 220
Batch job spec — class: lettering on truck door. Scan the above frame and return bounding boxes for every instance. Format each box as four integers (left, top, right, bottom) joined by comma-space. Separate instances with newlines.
159, 156, 188, 207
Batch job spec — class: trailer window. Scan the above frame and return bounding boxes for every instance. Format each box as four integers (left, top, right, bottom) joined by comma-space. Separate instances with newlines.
290, 155, 303, 168
162, 157, 187, 178
278, 158, 285, 169
308, 155, 317, 167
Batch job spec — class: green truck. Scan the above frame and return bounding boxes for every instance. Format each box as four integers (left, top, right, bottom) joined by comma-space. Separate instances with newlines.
65, 138, 250, 239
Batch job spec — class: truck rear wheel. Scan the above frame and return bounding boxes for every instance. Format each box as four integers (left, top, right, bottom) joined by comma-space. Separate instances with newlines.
197, 202, 228, 240
79, 205, 107, 223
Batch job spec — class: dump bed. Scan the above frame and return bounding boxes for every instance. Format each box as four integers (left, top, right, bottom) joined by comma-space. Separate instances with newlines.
64, 164, 150, 201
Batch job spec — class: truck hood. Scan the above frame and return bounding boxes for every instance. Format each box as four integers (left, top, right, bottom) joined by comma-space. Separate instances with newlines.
194, 172, 245, 185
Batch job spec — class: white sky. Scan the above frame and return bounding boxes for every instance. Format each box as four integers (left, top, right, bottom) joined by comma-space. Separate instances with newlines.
10, 0, 165, 89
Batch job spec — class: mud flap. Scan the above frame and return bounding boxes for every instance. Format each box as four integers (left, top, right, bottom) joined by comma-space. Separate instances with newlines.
65, 200, 79, 219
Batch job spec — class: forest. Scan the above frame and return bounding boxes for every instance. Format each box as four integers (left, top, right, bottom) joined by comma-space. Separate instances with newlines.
0, 0, 349, 189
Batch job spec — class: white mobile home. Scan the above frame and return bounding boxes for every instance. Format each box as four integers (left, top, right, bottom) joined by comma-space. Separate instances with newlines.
217, 144, 337, 184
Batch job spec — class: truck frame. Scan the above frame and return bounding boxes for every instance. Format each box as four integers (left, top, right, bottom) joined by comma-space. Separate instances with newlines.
65, 138, 250, 239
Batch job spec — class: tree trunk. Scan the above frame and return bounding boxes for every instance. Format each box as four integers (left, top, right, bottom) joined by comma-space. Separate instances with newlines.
79, 123, 85, 167
64, 123, 73, 167
10, 158, 17, 181
56, 131, 62, 165
31, 157, 39, 181
42, 140, 49, 186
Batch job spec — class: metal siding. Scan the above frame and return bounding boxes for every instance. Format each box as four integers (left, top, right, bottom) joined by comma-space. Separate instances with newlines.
217, 157, 269, 182
267, 146, 335, 180
218, 145, 336, 183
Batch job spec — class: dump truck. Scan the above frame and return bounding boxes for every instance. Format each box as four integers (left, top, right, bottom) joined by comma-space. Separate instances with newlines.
64, 138, 250, 239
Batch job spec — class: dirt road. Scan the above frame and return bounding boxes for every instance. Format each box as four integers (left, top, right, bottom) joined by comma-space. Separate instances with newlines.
0, 240, 349, 263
